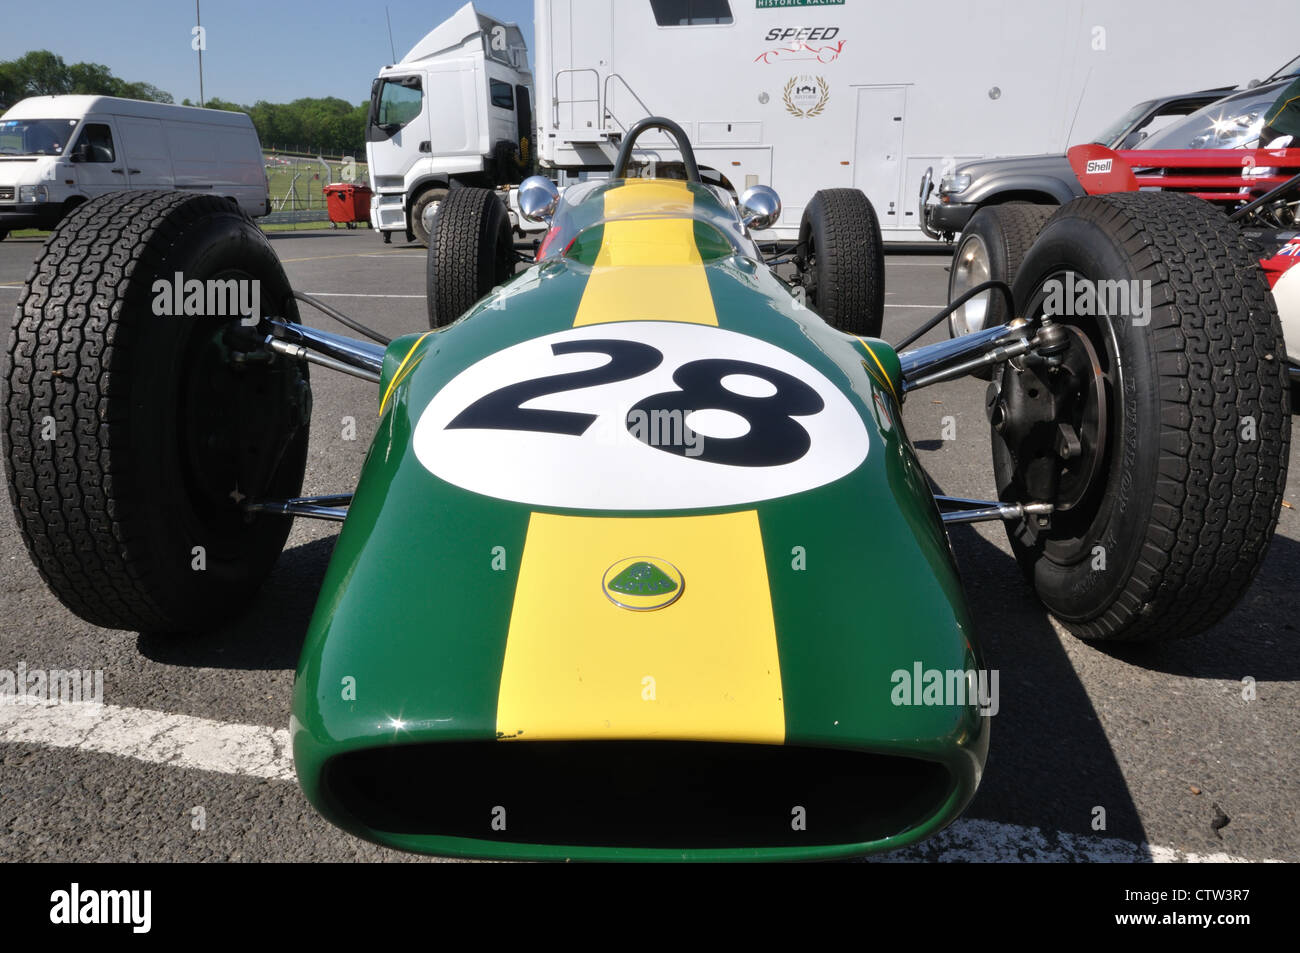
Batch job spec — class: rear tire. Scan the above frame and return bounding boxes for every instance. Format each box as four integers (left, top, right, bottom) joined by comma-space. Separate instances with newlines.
993, 192, 1289, 642
426, 187, 515, 329
0, 230, 7, 242
798, 189, 885, 337
1, 190, 311, 633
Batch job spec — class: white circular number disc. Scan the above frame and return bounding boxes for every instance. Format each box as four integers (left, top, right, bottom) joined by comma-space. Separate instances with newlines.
413, 321, 869, 510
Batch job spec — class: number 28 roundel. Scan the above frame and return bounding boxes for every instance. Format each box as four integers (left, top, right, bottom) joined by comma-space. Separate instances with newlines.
412, 322, 869, 510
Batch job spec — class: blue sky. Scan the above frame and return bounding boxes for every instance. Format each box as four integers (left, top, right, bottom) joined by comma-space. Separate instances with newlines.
0, 0, 535, 106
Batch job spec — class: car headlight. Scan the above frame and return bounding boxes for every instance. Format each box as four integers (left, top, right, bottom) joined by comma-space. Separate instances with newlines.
18, 186, 48, 203
939, 173, 972, 196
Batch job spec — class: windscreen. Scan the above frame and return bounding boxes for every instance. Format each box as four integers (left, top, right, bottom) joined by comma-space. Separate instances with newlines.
0, 118, 80, 156
1093, 102, 1155, 148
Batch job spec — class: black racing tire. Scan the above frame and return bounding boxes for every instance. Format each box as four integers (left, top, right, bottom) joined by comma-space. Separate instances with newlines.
798, 188, 885, 337
426, 187, 515, 329
0, 230, 8, 242
409, 186, 449, 248
947, 203, 1055, 338
993, 191, 1290, 642
1, 190, 311, 633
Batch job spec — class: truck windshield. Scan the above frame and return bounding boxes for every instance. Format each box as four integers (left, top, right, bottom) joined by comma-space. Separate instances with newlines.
371, 78, 422, 130
0, 118, 79, 156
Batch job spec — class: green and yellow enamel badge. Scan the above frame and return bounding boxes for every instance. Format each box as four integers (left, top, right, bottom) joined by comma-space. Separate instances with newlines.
602, 557, 685, 611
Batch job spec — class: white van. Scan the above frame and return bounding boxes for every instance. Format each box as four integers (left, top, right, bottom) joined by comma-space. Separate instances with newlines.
0, 96, 269, 240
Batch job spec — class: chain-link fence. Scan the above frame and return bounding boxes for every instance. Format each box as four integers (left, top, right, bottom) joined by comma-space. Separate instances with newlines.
263, 153, 368, 214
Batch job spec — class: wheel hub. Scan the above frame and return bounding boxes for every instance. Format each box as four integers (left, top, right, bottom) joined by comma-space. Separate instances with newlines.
988, 322, 1109, 515
950, 235, 992, 335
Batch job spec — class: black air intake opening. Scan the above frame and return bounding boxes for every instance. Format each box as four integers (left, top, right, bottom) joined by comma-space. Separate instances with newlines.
324, 741, 951, 849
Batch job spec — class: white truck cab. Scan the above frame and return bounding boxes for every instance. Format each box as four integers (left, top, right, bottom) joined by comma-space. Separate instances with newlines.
366, 2, 534, 245
0, 96, 269, 240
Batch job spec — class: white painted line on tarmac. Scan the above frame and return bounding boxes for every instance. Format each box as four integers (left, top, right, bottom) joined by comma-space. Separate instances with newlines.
0, 699, 1281, 862
0, 699, 293, 781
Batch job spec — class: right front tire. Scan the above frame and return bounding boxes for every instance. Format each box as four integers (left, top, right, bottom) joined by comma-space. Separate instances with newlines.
993, 192, 1289, 642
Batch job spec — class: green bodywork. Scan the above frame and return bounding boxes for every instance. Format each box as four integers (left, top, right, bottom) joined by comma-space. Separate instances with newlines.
292, 180, 988, 861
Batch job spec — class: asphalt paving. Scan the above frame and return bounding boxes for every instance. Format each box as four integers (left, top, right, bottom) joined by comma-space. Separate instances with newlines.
0, 226, 1296, 862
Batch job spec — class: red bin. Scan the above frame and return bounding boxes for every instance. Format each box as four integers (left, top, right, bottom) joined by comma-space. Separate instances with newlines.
324, 182, 373, 228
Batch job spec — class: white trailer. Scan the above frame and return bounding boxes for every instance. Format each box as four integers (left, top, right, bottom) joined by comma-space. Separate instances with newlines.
366, 2, 534, 245
535, 0, 1298, 241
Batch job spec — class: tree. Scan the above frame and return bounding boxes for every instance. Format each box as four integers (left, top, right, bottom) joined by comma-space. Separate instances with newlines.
66, 61, 116, 95
10, 51, 72, 96
0, 50, 362, 155
0, 50, 172, 104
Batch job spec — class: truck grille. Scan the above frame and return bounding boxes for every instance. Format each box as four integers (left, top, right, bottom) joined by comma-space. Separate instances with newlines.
0, 187, 14, 202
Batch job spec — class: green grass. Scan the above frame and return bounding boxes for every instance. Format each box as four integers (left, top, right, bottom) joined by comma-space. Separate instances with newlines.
3, 155, 370, 239
264, 156, 369, 212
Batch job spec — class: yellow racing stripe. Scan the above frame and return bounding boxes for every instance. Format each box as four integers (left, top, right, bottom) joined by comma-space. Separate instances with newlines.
496, 510, 785, 743
379, 330, 435, 417
572, 179, 718, 327
856, 337, 900, 404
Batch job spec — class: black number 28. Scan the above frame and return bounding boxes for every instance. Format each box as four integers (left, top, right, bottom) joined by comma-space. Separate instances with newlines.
446, 340, 824, 467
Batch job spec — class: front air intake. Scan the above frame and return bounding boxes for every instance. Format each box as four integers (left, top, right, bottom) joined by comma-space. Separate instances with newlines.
322, 741, 952, 849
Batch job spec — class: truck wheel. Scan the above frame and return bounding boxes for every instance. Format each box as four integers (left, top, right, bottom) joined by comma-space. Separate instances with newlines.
426, 187, 514, 329
410, 186, 449, 247
798, 189, 885, 337
1, 191, 311, 633
991, 192, 1289, 642
948, 203, 1055, 337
